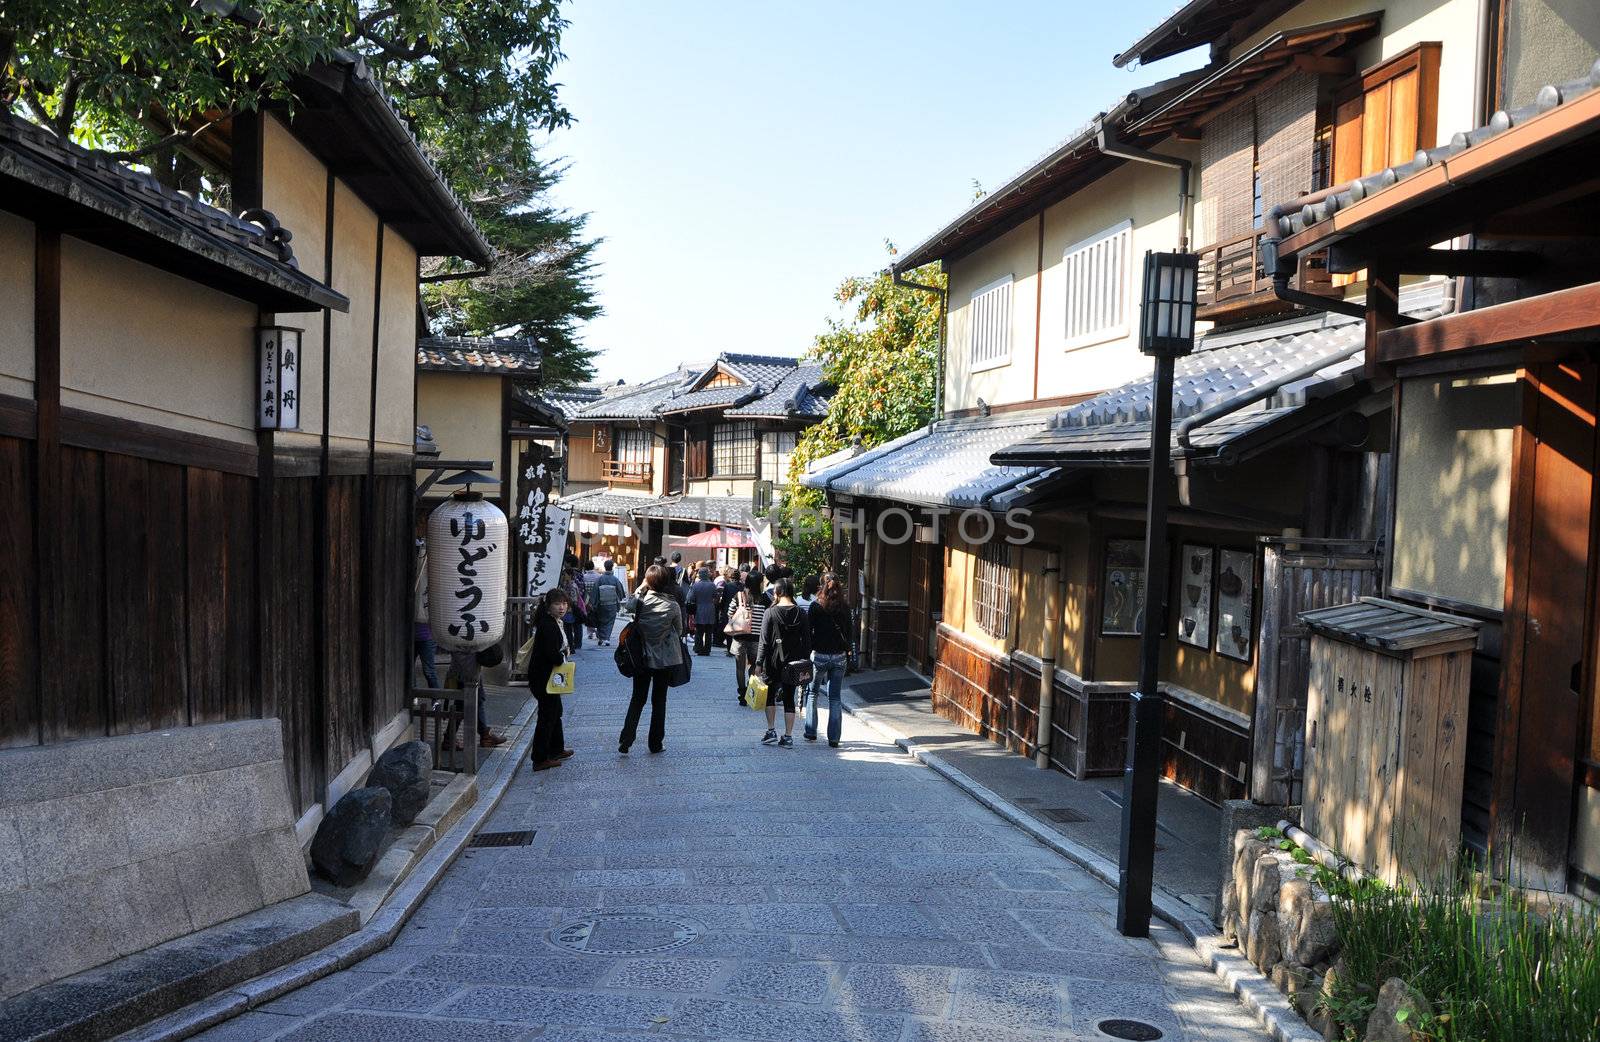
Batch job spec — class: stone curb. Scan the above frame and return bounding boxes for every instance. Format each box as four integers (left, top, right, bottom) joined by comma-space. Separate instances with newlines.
842, 695, 1322, 1042
113, 700, 540, 1042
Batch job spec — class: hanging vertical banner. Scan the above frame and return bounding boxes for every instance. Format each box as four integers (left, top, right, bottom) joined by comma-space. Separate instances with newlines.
749, 516, 777, 569
256, 326, 301, 430
518, 443, 570, 596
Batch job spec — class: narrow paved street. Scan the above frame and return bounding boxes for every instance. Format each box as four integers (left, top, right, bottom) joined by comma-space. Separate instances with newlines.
194, 642, 1270, 1042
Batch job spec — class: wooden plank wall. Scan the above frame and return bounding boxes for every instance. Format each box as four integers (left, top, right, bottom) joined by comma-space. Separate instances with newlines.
931, 624, 1010, 742
0, 443, 412, 819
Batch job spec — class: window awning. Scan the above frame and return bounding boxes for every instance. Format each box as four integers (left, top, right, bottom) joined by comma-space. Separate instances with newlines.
1126, 15, 1381, 138
801, 411, 1062, 511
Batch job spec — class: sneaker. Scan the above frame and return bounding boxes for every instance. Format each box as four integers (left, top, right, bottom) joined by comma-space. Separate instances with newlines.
828, 741, 840, 748
803, 733, 817, 742
778, 735, 794, 748
737, 696, 748, 707
761, 729, 778, 746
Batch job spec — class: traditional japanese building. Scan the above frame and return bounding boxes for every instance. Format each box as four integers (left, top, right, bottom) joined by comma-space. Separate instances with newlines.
0, 50, 489, 1013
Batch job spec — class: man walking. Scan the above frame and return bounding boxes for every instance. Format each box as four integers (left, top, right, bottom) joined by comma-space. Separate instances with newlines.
590, 559, 626, 646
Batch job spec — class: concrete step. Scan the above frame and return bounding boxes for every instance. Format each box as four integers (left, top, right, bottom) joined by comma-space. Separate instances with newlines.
0, 895, 357, 1042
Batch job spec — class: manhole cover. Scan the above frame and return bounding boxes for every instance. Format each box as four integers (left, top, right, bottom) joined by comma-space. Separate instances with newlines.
1097, 1019, 1164, 1041
468, 830, 536, 848
547, 915, 701, 956
1041, 807, 1088, 823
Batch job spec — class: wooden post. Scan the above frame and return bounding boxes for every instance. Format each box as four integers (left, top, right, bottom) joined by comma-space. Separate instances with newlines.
1037, 550, 1061, 768
33, 226, 61, 744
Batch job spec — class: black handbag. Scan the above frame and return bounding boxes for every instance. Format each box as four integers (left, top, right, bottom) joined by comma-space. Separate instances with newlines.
781, 659, 814, 688
667, 640, 693, 688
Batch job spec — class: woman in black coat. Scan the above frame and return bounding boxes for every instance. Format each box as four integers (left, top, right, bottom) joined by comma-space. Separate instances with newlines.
528, 589, 573, 771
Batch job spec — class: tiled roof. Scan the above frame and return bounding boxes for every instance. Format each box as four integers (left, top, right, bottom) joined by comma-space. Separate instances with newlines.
992, 314, 1368, 466
802, 411, 1060, 510
0, 114, 348, 313
577, 353, 823, 422
561, 489, 756, 527
417, 336, 541, 374
1277, 60, 1600, 241
577, 365, 705, 421
526, 384, 606, 421
726, 364, 832, 419
658, 384, 762, 415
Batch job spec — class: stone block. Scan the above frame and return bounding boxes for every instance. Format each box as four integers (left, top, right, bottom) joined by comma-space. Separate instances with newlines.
0, 719, 283, 810
196, 760, 295, 842
106, 858, 196, 957
1245, 907, 1282, 971
0, 807, 25, 896
1232, 835, 1271, 924
250, 825, 313, 906
1251, 851, 1296, 912
1218, 876, 1240, 942
1366, 976, 1430, 1042
122, 774, 206, 862
14, 788, 133, 887
1280, 876, 1339, 966
176, 836, 268, 930
370, 741, 433, 825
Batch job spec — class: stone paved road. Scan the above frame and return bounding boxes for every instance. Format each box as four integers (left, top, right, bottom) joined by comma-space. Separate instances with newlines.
193, 641, 1271, 1042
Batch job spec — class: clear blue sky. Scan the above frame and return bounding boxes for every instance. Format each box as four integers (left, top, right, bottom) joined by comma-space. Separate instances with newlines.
544, 1, 1203, 383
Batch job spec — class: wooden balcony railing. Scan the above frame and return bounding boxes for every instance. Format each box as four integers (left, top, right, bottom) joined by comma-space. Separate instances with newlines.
602, 458, 652, 482
1195, 229, 1332, 321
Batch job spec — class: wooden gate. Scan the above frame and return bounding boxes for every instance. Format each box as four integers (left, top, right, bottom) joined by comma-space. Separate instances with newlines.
1251, 537, 1381, 805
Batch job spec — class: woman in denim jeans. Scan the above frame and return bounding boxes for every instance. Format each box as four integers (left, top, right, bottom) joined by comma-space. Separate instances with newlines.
804, 573, 854, 747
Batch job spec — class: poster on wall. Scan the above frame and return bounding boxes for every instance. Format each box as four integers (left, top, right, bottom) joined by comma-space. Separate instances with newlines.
1214, 548, 1256, 662
1101, 538, 1147, 636
1178, 544, 1214, 648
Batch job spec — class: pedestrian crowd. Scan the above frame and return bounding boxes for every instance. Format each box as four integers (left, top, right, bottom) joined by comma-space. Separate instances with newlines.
511, 549, 856, 770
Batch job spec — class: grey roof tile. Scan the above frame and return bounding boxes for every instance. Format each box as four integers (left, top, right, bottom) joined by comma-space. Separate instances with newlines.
993, 315, 1365, 465
802, 411, 1060, 510
726, 364, 832, 419
417, 336, 541, 374
1279, 60, 1600, 239
0, 114, 347, 312
523, 384, 605, 421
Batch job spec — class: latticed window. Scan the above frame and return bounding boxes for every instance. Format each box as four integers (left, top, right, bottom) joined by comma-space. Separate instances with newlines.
969, 274, 1013, 369
1062, 220, 1131, 349
972, 540, 1012, 641
711, 421, 758, 476
762, 430, 797, 483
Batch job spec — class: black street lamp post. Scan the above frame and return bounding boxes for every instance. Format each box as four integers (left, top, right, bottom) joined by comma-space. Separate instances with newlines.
1117, 250, 1199, 938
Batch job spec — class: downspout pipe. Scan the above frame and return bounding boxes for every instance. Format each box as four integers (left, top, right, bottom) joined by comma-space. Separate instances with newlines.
1096, 131, 1191, 250
1259, 187, 1369, 321
893, 269, 948, 421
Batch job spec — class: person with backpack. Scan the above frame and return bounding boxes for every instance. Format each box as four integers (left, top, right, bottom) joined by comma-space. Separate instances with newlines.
590, 559, 626, 646
804, 573, 854, 748
559, 569, 587, 652
726, 570, 766, 706
755, 578, 811, 748
618, 565, 685, 754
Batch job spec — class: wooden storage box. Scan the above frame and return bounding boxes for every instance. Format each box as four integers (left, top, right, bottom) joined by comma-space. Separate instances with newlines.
1301, 598, 1479, 884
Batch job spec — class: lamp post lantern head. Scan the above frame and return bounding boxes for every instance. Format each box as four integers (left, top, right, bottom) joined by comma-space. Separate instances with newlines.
1139, 250, 1199, 358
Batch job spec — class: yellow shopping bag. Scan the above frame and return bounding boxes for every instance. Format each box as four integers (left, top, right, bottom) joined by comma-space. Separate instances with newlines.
546, 661, 576, 695
746, 674, 769, 711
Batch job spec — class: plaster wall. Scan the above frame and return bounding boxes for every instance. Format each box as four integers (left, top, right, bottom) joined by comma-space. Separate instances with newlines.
58, 238, 256, 446
1502, 0, 1600, 108
261, 114, 329, 448
0, 212, 34, 399
416, 372, 501, 499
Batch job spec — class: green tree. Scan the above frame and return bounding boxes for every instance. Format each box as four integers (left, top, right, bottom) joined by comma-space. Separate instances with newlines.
425, 152, 601, 387
2, 1, 571, 194
774, 250, 945, 575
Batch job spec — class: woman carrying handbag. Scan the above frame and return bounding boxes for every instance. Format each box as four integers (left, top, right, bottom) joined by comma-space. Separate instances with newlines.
528, 589, 575, 771
755, 578, 811, 748
618, 565, 685, 754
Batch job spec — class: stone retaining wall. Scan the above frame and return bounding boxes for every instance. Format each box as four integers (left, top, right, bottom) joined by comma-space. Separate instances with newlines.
1218, 828, 1340, 1038
0, 720, 309, 999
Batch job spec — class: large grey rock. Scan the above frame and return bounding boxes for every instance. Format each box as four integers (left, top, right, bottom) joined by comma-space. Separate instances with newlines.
1251, 852, 1296, 912
1216, 801, 1292, 923
1366, 976, 1429, 1042
1232, 834, 1272, 928
1280, 876, 1339, 966
1245, 907, 1283, 971
369, 741, 433, 825
311, 787, 392, 886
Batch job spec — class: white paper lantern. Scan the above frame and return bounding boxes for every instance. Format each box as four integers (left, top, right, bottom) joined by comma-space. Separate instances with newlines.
426, 492, 509, 652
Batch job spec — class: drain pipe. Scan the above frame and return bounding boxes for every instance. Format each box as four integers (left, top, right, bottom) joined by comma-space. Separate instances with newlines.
1036, 550, 1061, 769
894, 269, 948, 421
1096, 131, 1191, 250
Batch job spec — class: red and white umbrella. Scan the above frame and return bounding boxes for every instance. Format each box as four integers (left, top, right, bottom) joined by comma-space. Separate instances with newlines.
669, 527, 757, 549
